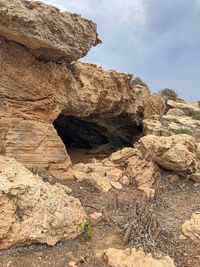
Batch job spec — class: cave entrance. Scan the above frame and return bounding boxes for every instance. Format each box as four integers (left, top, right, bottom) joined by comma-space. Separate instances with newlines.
53, 113, 143, 164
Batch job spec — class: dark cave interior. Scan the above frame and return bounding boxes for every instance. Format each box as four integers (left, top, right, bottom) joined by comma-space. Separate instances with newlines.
53, 113, 143, 162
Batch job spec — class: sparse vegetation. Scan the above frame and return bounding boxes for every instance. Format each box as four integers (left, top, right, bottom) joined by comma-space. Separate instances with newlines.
132, 77, 148, 87
105, 201, 114, 210
167, 118, 181, 124
80, 222, 94, 242
172, 128, 192, 135
159, 88, 178, 101
192, 111, 200, 121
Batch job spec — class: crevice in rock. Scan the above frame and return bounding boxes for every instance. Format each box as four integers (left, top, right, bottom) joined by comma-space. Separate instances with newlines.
0, 37, 65, 65
53, 113, 143, 163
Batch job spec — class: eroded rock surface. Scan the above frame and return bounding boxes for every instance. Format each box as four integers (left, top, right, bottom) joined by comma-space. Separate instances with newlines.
0, 0, 100, 62
0, 156, 86, 249
0, 40, 165, 177
98, 248, 176, 267
138, 134, 197, 173
181, 212, 200, 242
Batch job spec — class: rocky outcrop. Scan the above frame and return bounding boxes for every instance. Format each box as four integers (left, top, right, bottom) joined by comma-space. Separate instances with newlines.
0, 119, 71, 179
0, 39, 165, 177
138, 134, 197, 173
0, 156, 86, 249
167, 100, 200, 116
181, 212, 200, 243
143, 117, 170, 136
97, 248, 176, 267
69, 147, 159, 197
0, 0, 100, 62
126, 150, 160, 198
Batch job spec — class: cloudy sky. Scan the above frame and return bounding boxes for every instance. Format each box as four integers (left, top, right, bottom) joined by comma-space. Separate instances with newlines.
42, 0, 200, 101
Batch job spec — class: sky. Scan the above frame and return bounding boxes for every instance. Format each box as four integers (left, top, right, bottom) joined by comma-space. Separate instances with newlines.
42, 0, 200, 101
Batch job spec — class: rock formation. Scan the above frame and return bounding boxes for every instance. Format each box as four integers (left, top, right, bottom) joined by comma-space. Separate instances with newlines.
0, 0, 100, 62
0, 0, 165, 179
181, 212, 200, 242
0, 0, 200, 266
0, 156, 86, 249
97, 248, 176, 267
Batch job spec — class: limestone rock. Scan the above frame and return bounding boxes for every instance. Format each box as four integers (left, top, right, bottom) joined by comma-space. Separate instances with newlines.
110, 181, 123, 190
106, 168, 123, 182
190, 172, 200, 183
0, 119, 71, 179
181, 212, 200, 242
89, 212, 102, 221
126, 149, 160, 192
98, 248, 176, 267
167, 100, 200, 116
108, 147, 137, 163
143, 118, 170, 136
138, 135, 197, 173
166, 108, 185, 116
0, 40, 165, 176
0, 0, 100, 62
0, 156, 86, 249
144, 93, 166, 119
162, 114, 200, 142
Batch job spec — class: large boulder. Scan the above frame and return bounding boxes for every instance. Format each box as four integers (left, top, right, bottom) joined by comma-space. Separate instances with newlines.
138, 134, 197, 173
0, 119, 71, 179
97, 248, 176, 267
0, 156, 86, 249
0, 0, 100, 62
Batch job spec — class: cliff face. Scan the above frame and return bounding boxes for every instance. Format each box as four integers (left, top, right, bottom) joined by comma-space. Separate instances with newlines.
0, 1, 168, 195
0, 32, 165, 178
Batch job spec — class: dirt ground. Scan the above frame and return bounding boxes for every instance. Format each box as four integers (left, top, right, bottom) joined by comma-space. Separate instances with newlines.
1, 155, 200, 267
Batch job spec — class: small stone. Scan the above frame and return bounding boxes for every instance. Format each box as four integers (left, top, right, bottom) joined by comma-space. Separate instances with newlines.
90, 212, 102, 220
119, 175, 130, 185
110, 181, 122, 190
167, 174, 179, 182
73, 171, 86, 181
106, 168, 123, 182
68, 261, 77, 267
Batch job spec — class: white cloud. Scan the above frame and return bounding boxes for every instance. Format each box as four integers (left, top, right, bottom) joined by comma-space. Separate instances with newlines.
42, 0, 146, 26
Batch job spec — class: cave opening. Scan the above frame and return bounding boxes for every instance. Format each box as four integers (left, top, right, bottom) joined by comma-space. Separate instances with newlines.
53, 113, 143, 164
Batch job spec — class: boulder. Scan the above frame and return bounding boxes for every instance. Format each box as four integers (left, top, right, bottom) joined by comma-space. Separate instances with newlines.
97, 248, 176, 267
0, 0, 100, 62
0, 119, 71, 179
166, 108, 185, 116
126, 149, 160, 197
138, 135, 197, 173
143, 118, 170, 136
181, 212, 200, 242
143, 93, 166, 119
0, 156, 86, 249
167, 100, 200, 116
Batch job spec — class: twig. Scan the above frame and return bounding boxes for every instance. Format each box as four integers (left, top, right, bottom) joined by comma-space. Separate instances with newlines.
114, 193, 119, 210
123, 221, 134, 246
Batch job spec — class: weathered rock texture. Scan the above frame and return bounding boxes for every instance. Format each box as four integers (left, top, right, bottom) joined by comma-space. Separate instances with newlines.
0, 39, 165, 178
98, 248, 176, 267
138, 134, 197, 173
70, 147, 159, 197
0, 156, 86, 249
0, 0, 100, 62
181, 212, 200, 242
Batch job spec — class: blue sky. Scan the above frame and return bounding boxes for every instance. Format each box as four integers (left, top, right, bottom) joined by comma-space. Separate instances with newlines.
42, 0, 200, 101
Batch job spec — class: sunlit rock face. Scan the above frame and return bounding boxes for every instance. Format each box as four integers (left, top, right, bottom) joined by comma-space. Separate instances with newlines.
0, 0, 165, 179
